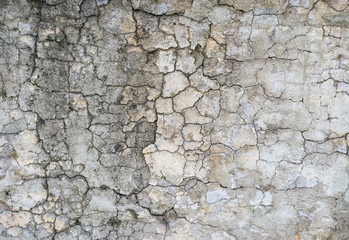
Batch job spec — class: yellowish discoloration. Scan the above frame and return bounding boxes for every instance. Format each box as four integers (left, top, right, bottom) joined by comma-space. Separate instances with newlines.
122, 17, 136, 33
7, 227, 21, 237
34, 215, 42, 224
125, 33, 138, 46
42, 223, 54, 233
54, 218, 67, 232
71, 94, 87, 110
42, 214, 55, 223
0, 211, 31, 228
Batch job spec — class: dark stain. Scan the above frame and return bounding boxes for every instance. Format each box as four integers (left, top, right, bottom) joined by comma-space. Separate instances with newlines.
9, 150, 18, 160
108, 216, 121, 226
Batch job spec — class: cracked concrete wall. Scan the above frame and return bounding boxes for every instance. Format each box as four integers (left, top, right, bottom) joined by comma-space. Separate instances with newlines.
0, 0, 349, 239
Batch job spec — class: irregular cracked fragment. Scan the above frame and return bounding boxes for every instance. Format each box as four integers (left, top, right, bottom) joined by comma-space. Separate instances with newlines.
0, 211, 32, 228
1, 0, 349, 239
99, 0, 135, 34
255, 100, 312, 131
47, 175, 88, 218
189, 68, 219, 92
258, 129, 306, 164
1, 179, 47, 211
176, 49, 202, 74
137, 186, 176, 215
162, 71, 189, 98
173, 87, 203, 112
131, 0, 192, 15
156, 49, 176, 73
143, 150, 186, 185
202, 145, 238, 188
197, 90, 221, 118
254, 0, 289, 15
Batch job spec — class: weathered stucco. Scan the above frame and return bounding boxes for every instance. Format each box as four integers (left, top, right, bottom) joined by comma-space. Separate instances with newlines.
0, 0, 349, 239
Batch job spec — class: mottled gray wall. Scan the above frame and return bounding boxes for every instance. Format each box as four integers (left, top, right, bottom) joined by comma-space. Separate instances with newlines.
0, 0, 349, 239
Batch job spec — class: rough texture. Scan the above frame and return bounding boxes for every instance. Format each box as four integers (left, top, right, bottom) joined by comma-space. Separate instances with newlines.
0, 0, 349, 239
